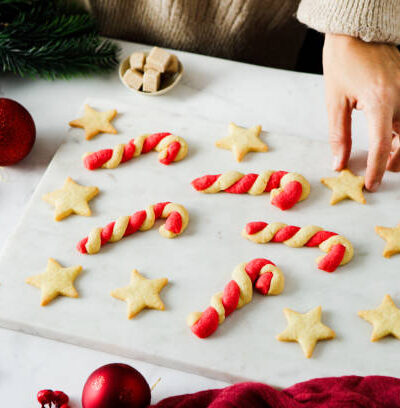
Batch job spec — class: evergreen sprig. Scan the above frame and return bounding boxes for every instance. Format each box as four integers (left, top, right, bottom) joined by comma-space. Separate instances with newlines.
0, 0, 119, 79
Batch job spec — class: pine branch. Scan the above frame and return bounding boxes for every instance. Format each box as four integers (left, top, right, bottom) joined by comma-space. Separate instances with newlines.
0, 0, 119, 79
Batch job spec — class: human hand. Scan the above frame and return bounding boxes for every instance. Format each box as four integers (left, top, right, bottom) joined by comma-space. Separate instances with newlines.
323, 33, 400, 191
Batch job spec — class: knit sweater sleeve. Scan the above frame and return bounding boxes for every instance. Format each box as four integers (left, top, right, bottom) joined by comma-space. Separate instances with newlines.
297, 0, 400, 44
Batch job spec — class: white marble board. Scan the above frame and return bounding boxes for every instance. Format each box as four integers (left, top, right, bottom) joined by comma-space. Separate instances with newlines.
0, 97, 399, 387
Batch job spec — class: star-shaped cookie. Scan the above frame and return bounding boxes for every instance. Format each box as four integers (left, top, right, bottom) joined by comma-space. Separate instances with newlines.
26, 258, 82, 306
111, 269, 168, 319
42, 177, 99, 221
277, 306, 335, 358
215, 122, 268, 162
358, 295, 400, 341
69, 104, 117, 140
375, 224, 400, 258
321, 169, 366, 205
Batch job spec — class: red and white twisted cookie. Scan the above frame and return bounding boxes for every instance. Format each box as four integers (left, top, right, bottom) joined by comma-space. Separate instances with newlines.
77, 202, 189, 254
83, 132, 188, 170
242, 222, 353, 272
187, 258, 284, 338
191, 171, 310, 210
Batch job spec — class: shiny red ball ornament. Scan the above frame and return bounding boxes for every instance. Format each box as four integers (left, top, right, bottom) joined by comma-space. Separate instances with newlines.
82, 363, 151, 408
0, 98, 36, 165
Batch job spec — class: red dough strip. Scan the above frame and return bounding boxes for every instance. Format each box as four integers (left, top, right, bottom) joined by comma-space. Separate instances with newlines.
225, 173, 259, 193
160, 141, 181, 165
84, 132, 184, 170
191, 175, 221, 190
77, 202, 176, 254
244, 222, 350, 273
191, 171, 309, 211
83, 149, 113, 170
190, 258, 280, 338
318, 243, 346, 272
191, 307, 220, 339
271, 180, 303, 211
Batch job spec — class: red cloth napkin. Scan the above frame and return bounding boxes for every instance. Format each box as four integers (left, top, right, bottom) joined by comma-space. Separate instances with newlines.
151, 376, 400, 407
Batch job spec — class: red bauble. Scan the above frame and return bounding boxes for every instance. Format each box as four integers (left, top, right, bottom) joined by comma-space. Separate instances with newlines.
0, 98, 36, 165
82, 363, 151, 408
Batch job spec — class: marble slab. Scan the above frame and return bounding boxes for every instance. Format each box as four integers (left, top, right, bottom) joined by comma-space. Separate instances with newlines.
0, 97, 399, 387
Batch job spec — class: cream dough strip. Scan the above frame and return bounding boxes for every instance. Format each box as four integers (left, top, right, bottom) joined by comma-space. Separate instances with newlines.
192, 170, 310, 210
83, 132, 188, 170
242, 222, 353, 272
187, 258, 284, 338
77, 202, 189, 254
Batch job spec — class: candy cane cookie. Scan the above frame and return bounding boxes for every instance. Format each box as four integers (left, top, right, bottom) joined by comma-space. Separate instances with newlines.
83, 132, 188, 170
242, 222, 353, 272
77, 202, 189, 254
191, 171, 310, 210
187, 258, 284, 338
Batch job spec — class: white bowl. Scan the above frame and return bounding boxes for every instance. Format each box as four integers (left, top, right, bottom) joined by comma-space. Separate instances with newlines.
119, 53, 184, 96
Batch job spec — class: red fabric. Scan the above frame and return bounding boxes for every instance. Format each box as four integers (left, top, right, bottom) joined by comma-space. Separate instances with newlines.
151, 376, 400, 408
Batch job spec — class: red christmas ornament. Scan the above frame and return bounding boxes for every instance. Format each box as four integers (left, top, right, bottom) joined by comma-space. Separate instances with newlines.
0, 98, 36, 165
82, 363, 151, 408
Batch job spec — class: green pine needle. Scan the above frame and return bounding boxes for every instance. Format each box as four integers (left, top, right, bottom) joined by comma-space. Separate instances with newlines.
0, 0, 120, 79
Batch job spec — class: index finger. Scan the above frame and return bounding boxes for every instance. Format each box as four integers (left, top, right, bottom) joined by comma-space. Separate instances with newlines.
365, 106, 393, 191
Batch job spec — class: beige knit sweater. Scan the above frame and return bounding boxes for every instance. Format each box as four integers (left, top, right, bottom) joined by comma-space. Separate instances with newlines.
80, 0, 400, 69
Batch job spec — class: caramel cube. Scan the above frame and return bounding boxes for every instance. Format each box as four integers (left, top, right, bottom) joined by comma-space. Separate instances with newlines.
129, 52, 146, 71
143, 69, 161, 92
165, 54, 179, 74
146, 47, 171, 73
123, 68, 143, 90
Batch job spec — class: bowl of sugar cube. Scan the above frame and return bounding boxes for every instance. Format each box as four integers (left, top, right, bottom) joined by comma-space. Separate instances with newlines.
119, 46, 183, 95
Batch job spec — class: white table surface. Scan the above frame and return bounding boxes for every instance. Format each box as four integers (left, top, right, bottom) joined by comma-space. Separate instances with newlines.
0, 39, 371, 406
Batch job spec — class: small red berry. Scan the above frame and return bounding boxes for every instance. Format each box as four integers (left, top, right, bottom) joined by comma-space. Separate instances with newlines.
53, 390, 69, 405
37, 389, 54, 405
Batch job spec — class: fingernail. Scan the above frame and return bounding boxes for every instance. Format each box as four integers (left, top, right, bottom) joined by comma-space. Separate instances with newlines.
370, 182, 380, 192
332, 156, 340, 171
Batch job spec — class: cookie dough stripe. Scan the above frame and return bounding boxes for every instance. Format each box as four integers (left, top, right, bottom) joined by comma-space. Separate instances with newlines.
77, 202, 189, 254
83, 132, 188, 170
191, 171, 310, 210
187, 258, 284, 338
242, 222, 353, 272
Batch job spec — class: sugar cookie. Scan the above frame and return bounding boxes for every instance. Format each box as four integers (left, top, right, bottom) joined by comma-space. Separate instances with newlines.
69, 104, 117, 140
321, 169, 366, 205
215, 122, 268, 162
358, 294, 400, 341
42, 177, 99, 221
375, 224, 400, 258
277, 306, 335, 358
26, 258, 82, 306
111, 269, 168, 319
